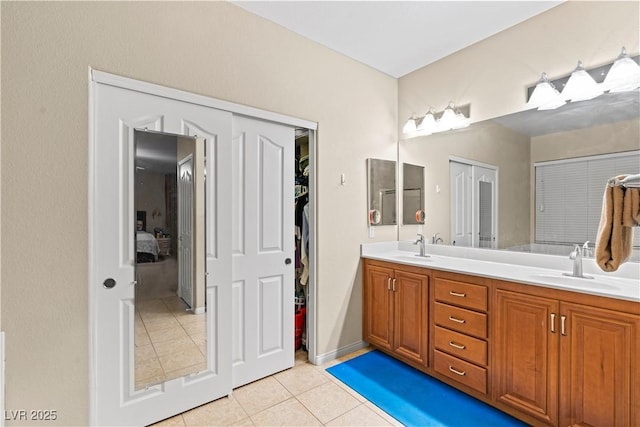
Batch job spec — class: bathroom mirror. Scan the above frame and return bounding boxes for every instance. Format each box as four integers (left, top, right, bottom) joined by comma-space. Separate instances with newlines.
402, 163, 425, 224
399, 90, 640, 259
367, 158, 397, 225
134, 130, 207, 390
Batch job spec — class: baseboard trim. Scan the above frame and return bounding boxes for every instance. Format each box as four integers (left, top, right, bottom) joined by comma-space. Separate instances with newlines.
311, 340, 368, 366
1, 331, 5, 427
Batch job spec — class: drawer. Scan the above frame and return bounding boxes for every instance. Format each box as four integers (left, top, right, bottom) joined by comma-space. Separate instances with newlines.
434, 278, 487, 311
434, 325, 487, 366
434, 350, 487, 395
434, 302, 487, 339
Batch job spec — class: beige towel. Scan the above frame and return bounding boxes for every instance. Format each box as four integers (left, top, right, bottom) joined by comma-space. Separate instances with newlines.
596, 184, 633, 272
622, 187, 640, 227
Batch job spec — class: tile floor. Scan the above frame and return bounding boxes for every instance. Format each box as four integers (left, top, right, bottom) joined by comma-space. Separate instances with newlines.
150, 347, 401, 427
135, 296, 207, 389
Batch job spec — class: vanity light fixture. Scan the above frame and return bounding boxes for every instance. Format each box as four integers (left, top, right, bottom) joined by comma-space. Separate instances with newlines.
527, 47, 639, 110
402, 114, 418, 135
561, 61, 603, 102
403, 103, 470, 137
527, 72, 566, 110
603, 47, 640, 92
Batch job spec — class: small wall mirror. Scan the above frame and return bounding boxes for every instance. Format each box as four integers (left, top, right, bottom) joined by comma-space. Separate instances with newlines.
367, 158, 397, 225
134, 130, 207, 390
402, 163, 425, 224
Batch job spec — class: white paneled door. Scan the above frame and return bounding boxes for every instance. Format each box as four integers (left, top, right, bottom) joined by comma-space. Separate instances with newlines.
450, 161, 472, 247
231, 116, 295, 388
91, 83, 232, 426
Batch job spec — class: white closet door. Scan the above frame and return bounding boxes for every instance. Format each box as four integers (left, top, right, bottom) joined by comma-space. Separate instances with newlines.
231, 116, 295, 388
91, 83, 232, 426
450, 161, 472, 247
178, 155, 194, 308
474, 166, 497, 249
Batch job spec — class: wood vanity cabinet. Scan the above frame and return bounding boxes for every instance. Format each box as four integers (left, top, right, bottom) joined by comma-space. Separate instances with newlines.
494, 281, 640, 427
363, 259, 429, 367
432, 271, 490, 395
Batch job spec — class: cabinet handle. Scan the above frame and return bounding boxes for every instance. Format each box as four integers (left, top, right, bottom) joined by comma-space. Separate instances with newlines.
449, 291, 466, 298
449, 366, 466, 376
449, 341, 466, 350
392, 278, 397, 292
550, 313, 556, 333
561, 315, 567, 336
448, 316, 466, 324
387, 277, 391, 291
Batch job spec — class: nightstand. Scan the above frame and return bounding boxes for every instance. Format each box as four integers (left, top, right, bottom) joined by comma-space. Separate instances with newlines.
156, 237, 171, 257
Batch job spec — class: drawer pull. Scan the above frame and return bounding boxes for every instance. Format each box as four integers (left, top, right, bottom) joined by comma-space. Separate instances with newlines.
449, 291, 466, 298
561, 315, 567, 336
449, 366, 466, 376
449, 341, 466, 350
448, 316, 466, 324
550, 313, 556, 333
387, 277, 391, 291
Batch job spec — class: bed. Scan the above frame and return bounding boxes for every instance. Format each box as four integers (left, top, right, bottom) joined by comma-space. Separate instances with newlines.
137, 231, 160, 263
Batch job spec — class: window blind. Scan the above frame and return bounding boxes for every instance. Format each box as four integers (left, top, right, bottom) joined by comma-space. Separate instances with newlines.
535, 151, 640, 247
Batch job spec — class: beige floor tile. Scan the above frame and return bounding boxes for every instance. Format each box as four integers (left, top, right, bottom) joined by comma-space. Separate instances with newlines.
327, 374, 368, 403
363, 402, 403, 427
158, 345, 206, 374
250, 398, 321, 426
144, 315, 181, 332
181, 320, 206, 336
164, 362, 208, 382
135, 372, 166, 390
233, 376, 293, 416
135, 344, 158, 363
153, 336, 196, 357
136, 356, 164, 381
182, 396, 248, 426
325, 403, 392, 426
149, 414, 186, 426
176, 312, 206, 326
296, 381, 361, 424
135, 330, 151, 347
230, 418, 255, 426
148, 326, 189, 344
274, 363, 330, 395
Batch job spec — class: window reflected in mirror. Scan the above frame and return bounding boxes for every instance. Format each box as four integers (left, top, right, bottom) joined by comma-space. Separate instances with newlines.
367, 158, 397, 226
134, 130, 207, 390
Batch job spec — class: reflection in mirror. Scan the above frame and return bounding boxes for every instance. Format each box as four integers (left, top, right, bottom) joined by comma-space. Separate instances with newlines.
367, 158, 397, 225
402, 163, 425, 224
399, 91, 640, 260
134, 130, 207, 390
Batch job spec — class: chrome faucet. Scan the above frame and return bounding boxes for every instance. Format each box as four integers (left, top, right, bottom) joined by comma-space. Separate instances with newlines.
414, 234, 428, 257
564, 244, 593, 279
431, 233, 443, 245
582, 241, 592, 258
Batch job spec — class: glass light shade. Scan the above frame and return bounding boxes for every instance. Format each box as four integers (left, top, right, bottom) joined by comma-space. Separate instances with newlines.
452, 111, 470, 129
528, 73, 566, 110
437, 103, 457, 131
561, 61, 603, 102
402, 116, 417, 134
417, 110, 436, 134
603, 48, 640, 93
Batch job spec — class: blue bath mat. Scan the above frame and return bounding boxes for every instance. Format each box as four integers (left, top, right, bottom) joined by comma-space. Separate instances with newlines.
326, 350, 527, 427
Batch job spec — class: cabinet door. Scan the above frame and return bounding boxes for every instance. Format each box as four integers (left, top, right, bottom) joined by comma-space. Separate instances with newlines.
363, 264, 394, 351
494, 290, 559, 426
559, 303, 639, 427
393, 270, 429, 366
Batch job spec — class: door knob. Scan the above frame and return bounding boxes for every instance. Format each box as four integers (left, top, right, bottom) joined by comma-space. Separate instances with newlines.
285, 258, 292, 265
103, 278, 116, 289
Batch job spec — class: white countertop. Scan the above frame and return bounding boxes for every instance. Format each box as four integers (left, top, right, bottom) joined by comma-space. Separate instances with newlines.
361, 241, 640, 303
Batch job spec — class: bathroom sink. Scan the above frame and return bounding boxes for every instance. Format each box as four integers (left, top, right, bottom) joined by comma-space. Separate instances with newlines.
530, 273, 620, 291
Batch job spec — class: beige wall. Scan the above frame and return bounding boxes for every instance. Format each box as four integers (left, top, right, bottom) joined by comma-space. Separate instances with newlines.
0, 2, 396, 425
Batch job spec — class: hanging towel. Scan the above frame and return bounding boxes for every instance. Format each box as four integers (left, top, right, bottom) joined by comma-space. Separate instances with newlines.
622, 187, 640, 227
595, 183, 633, 272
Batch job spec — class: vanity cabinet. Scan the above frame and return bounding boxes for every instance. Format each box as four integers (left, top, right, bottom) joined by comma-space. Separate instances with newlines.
432, 272, 490, 395
494, 282, 640, 427
363, 259, 429, 367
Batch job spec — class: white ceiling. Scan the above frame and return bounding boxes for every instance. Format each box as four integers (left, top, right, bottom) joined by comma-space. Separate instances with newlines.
233, 1, 562, 78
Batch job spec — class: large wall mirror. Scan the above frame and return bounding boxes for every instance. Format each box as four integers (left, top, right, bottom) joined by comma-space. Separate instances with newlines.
134, 130, 207, 390
399, 90, 640, 260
